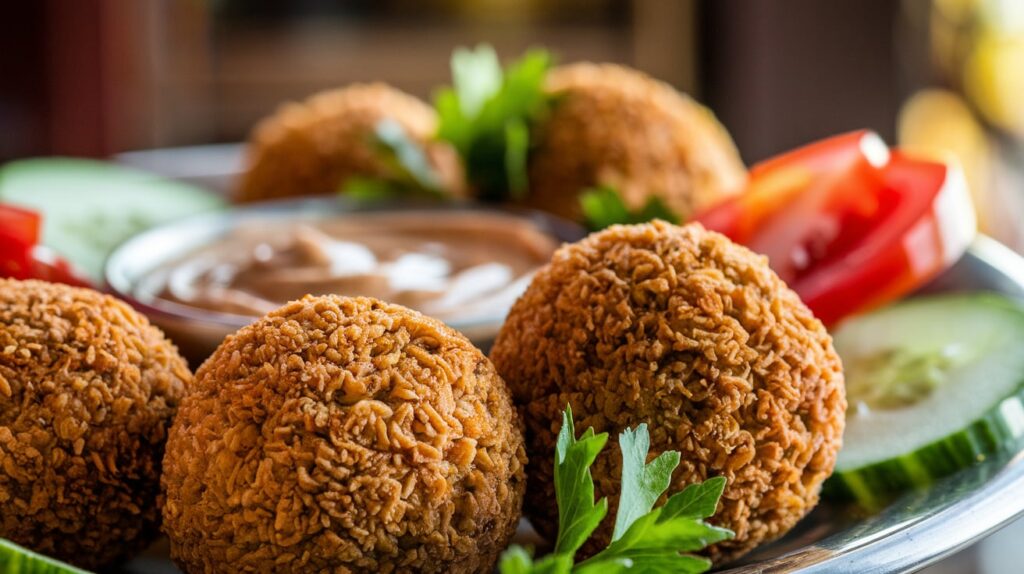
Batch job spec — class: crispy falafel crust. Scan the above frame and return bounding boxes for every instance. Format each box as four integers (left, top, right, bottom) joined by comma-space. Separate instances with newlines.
491, 222, 845, 562
526, 63, 746, 222
0, 279, 190, 570
161, 296, 526, 573
235, 83, 465, 203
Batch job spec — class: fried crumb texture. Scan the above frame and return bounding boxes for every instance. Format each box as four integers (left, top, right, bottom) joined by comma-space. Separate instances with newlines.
234, 83, 465, 203
0, 279, 190, 570
491, 221, 846, 562
161, 295, 526, 573
525, 63, 747, 222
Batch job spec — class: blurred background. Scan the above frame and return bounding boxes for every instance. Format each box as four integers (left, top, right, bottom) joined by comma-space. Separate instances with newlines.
2, 0, 1022, 248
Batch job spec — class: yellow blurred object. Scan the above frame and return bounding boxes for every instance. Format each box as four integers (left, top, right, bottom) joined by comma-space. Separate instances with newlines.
933, 0, 978, 23
921, 0, 1024, 253
930, 0, 979, 79
965, 35, 1024, 136
897, 89, 992, 231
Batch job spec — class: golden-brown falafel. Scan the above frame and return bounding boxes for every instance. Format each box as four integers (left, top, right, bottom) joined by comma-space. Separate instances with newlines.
0, 279, 190, 570
161, 295, 526, 573
491, 221, 845, 562
525, 63, 747, 222
235, 83, 465, 203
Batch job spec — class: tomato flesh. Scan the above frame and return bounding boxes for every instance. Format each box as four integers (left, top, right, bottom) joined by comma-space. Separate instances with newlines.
0, 204, 40, 280
0, 203, 92, 287
28, 246, 93, 287
695, 132, 976, 326
0, 204, 41, 245
701, 130, 886, 243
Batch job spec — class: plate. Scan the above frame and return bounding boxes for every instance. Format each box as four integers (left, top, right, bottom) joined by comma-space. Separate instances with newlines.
112, 239, 1024, 574
111, 147, 1024, 573
721, 236, 1024, 573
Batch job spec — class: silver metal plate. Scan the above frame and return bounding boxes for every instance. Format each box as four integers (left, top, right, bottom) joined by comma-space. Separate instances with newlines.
722, 236, 1024, 573
116, 237, 1024, 574
110, 149, 1024, 573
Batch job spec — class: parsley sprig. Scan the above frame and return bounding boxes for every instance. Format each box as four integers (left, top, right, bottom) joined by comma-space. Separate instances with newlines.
342, 118, 448, 200
579, 186, 680, 231
501, 406, 733, 574
434, 44, 553, 201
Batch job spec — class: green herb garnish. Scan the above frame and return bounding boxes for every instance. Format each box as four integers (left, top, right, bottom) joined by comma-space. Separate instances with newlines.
501, 406, 733, 574
341, 119, 447, 200
435, 44, 553, 201
579, 186, 681, 231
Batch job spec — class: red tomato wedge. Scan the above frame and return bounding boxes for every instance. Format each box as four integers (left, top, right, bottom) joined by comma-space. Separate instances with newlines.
0, 203, 92, 287
697, 130, 891, 242
27, 245, 93, 287
0, 203, 41, 245
0, 204, 41, 280
695, 131, 977, 326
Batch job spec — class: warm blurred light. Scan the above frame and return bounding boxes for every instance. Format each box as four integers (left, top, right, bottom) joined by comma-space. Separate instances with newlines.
965, 35, 1024, 136
898, 89, 990, 227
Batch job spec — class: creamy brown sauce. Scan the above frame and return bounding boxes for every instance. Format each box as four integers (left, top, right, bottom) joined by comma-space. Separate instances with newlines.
142, 211, 559, 324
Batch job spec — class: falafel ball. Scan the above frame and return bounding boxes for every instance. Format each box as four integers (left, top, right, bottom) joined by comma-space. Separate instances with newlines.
161, 295, 526, 573
235, 83, 465, 203
525, 63, 747, 222
0, 279, 190, 570
491, 221, 845, 562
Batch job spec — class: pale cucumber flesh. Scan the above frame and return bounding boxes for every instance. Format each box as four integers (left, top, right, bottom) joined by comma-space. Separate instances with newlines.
0, 158, 224, 281
827, 294, 1024, 508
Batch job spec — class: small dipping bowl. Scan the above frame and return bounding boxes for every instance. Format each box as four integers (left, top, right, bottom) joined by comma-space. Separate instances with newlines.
105, 197, 584, 365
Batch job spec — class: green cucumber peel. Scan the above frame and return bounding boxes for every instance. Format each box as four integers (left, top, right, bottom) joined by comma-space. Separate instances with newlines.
0, 538, 89, 574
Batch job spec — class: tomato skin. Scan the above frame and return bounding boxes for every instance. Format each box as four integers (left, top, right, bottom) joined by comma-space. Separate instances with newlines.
0, 238, 35, 280
0, 203, 41, 245
799, 226, 937, 327
694, 133, 976, 327
27, 246, 94, 288
803, 156, 973, 326
0, 203, 92, 287
0, 205, 41, 280
700, 130, 883, 245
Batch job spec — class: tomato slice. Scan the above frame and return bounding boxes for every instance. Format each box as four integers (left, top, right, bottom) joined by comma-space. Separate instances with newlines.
0, 240, 35, 280
1, 203, 92, 287
0, 204, 41, 280
27, 246, 93, 288
0, 203, 41, 245
695, 132, 976, 326
0, 242, 93, 287
698, 130, 889, 242
796, 154, 974, 325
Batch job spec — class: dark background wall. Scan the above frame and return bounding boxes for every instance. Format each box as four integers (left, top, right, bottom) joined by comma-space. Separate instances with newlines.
0, 0, 924, 163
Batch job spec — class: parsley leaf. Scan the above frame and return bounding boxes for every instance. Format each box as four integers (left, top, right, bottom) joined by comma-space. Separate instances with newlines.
553, 405, 610, 557
498, 407, 733, 574
577, 508, 732, 573
340, 119, 447, 200
341, 176, 405, 200
373, 118, 445, 193
435, 44, 553, 201
450, 45, 503, 119
612, 424, 681, 541
579, 186, 681, 231
661, 476, 728, 521
499, 546, 535, 574
500, 547, 573, 574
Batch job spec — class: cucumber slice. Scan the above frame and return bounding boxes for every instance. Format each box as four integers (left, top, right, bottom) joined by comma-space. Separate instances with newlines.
0, 158, 224, 282
828, 294, 1024, 508
0, 538, 89, 573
